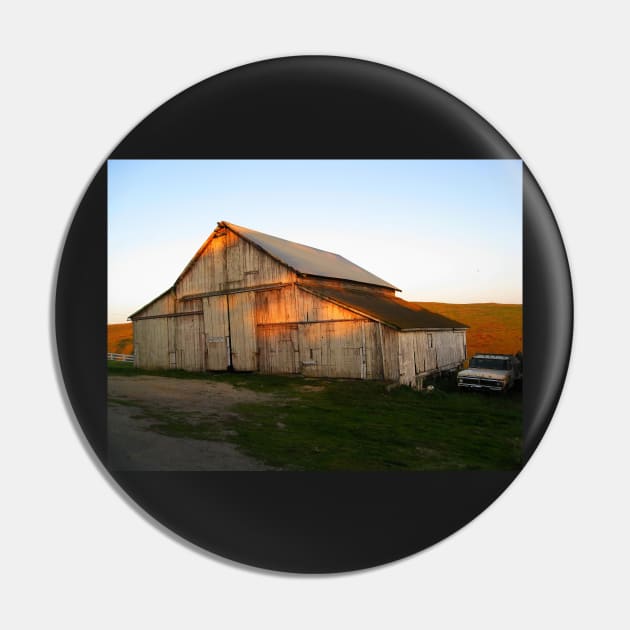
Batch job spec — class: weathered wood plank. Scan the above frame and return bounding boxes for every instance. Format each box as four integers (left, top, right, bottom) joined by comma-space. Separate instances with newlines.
176, 297, 202, 313
133, 318, 169, 369
228, 292, 257, 371
175, 314, 205, 371
257, 325, 299, 374
133, 289, 175, 319
176, 229, 295, 299
398, 330, 466, 386
255, 286, 297, 324
298, 320, 365, 379
202, 295, 229, 370
296, 286, 362, 322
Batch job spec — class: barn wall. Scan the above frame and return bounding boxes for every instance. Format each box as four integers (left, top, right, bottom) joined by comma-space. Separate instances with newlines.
176, 230, 296, 299
133, 313, 206, 371
254, 285, 363, 326
252, 286, 375, 378
228, 292, 257, 370
133, 290, 175, 318
202, 295, 229, 370
133, 318, 169, 369
433, 330, 466, 368
175, 298, 202, 313
398, 330, 466, 387
167, 318, 176, 368
255, 286, 298, 324
257, 325, 300, 374
296, 287, 363, 322
174, 314, 205, 371
380, 324, 400, 381
297, 320, 371, 379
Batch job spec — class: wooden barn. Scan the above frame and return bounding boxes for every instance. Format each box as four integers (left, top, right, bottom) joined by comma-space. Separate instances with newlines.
130, 222, 468, 388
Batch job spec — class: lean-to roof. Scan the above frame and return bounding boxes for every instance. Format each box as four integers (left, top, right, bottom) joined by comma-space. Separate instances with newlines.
299, 281, 468, 331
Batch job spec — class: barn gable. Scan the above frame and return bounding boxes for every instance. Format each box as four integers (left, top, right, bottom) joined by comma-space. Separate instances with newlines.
175, 223, 295, 300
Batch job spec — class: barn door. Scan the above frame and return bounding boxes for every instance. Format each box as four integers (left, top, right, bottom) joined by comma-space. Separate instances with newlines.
202, 295, 230, 370
227, 292, 257, 371
257, 325, 299, 374
298, 321, 365, 378
174, 314, 205, 371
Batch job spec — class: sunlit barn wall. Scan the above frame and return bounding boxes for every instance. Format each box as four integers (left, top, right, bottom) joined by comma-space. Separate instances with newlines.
176, 226, 295, 299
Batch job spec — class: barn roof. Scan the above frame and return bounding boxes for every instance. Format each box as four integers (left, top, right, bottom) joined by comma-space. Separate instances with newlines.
222, 222, 400, 290
299, 281, 468, 331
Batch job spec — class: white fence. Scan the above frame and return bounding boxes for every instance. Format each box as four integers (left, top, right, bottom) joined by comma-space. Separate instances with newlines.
107, 353, 135, 363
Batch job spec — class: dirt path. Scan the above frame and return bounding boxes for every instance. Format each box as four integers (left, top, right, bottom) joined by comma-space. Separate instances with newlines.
107, 375, 277, 471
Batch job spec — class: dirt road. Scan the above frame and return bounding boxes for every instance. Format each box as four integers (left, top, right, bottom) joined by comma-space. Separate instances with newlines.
107, 375, 277, 471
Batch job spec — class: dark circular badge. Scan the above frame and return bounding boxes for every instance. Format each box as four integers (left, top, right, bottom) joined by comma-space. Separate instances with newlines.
55, 56, 572, 573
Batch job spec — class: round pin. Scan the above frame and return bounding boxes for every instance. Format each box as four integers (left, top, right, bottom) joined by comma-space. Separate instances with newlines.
55, 56, 572, 573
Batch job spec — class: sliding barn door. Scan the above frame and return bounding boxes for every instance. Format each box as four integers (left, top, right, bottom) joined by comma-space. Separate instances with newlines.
227, 292, 257, 371
202, 295, 229, 370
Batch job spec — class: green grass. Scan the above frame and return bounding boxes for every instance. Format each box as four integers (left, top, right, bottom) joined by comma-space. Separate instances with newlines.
231, 378, 521, 470
107, 360, 136, 370
108, 363, 522, 471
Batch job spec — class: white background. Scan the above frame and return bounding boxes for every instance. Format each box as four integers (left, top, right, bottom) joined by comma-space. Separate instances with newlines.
2, 2, 629, 628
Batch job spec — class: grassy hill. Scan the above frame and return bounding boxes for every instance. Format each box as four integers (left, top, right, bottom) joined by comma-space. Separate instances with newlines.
107, 303, 522, 360
107, 323, 133, 355
412, 302, 522, 359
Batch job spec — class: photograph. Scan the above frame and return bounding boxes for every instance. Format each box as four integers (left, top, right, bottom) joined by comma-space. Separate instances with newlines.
107, 159, 522, 471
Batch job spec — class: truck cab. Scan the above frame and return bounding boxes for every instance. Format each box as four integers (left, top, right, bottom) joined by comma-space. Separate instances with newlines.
457, 353, 522, 392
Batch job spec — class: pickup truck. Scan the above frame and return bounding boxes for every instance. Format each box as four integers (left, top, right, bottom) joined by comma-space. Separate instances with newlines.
457, 353, 522, 392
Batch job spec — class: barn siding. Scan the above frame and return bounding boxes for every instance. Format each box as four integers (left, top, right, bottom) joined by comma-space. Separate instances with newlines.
295, 287, 362, 323
362, 322, 383, 380
134, 318, 170, 369
298, 320, 367, 379
255, 286, 298, 324
175, 314, 205, 371
257, 325, 300, 374
380, 324, 400, 381
133, 290, 175, 318
398, 330, 466, 387
167, 317, 177, 368
177, 232, 228, 298
202, 295, 229, 370
434, 330, 467, 369
228, 291, 257, 371
176, 230, 295, 299
176, 298, 202, 313
254, 285, 363, 325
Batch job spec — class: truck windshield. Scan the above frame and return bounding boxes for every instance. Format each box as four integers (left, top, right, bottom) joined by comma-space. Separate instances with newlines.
469, 358, 510, 370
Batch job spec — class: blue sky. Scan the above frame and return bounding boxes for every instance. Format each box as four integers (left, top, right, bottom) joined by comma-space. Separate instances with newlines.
108, 160, 522, 323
